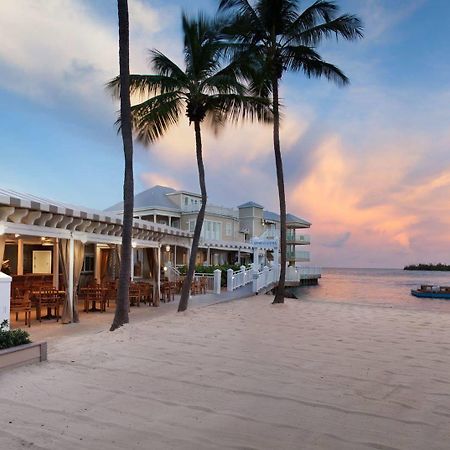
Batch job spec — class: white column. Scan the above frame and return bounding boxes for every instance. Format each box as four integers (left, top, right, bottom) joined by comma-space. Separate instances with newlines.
94, 244, 101, 284
169, 216, 172, 227
227, 268, 233, 292
53, 238, 59, 289
174, 245, 177, 267
213, 269, 221, 294
17, 239, 24, 275
157, 246, 161, 299
207, 246, 211, 266
131, 248, 134, 281
153, 214, 156, 223
68, 236, 75, 323
0, 272, 12, 329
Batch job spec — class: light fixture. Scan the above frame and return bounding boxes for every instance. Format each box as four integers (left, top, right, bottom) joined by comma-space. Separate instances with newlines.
15, 233, 20, 238
0, 224, 5, 236
165, 245, 170, 252
132, 241, 137, 248
80, 235, 87, 244
41, 236, 46, 241
163, 266, 168, 272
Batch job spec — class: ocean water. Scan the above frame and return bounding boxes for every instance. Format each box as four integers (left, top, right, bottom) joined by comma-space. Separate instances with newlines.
293, 267, 450, 313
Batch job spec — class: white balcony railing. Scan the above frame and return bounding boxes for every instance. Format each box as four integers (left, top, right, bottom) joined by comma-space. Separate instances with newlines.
287, 250, 310, 261
181, 203, 238, 218
287, 234, 310, 245
286, 266, 322, 282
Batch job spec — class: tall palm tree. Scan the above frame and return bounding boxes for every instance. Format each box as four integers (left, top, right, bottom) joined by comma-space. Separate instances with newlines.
108, 13, 271, 312
218, 0, 363, 303
110, 0, 134, 331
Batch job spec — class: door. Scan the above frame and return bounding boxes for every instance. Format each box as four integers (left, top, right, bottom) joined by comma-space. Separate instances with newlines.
33, 250, 52, 274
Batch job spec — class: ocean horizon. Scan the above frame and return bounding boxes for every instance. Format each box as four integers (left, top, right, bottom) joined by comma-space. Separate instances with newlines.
293, 267, 450, 314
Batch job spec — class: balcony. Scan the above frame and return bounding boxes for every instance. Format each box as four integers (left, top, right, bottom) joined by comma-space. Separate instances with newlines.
287, 250, 310, 262
181, 203, 237, 218
286, 234, 310, 245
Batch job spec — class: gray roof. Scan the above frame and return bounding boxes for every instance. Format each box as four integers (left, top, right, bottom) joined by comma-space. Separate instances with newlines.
238, 201, 264, 209
264, 210, 311, 227
263, 210, 280, 222
105, 185, 179, 212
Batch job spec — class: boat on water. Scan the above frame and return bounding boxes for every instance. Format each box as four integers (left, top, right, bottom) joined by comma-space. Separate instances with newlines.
411, 285, 450, 299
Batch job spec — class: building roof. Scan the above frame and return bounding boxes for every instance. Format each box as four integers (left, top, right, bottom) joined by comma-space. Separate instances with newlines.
105, 185, 179, 212
287, 213, 311, 227
0, 187, 191, 240
263, 210, 311, 227
238, 201, 264, 209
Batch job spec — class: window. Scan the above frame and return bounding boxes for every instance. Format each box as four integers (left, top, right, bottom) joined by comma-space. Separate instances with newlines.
188, 220, 195, 232
226, 222, 232, 237
202, 220, 221, 240
82, 255, 95, 273
184, 197, 188, 206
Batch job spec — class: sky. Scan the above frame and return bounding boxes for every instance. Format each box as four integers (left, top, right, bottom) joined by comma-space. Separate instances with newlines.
0, 0, 449, 269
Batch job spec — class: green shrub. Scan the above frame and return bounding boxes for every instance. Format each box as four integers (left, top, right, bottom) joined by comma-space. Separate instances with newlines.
0, 320, 31, 350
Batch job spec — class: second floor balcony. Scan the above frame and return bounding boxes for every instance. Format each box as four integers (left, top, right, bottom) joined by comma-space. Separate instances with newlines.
287, 250, 310, 262
286, 233, 310, 245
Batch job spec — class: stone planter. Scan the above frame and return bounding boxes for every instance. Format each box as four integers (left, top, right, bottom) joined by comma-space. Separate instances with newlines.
0, 342, 47, 371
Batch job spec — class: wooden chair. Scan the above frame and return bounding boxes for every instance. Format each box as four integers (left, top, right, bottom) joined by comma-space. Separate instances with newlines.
80, 287, 107, 313
136, 282, 153, 306
129, 283, 141, 307
10, 290, 32, 328
37, 288, 61, 322
161, 282, 174, 303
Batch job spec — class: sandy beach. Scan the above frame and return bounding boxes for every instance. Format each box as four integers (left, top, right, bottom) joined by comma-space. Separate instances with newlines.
1, 296, 450, 450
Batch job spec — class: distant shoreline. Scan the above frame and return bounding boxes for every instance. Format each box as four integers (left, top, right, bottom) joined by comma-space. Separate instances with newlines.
404, 264, 450, 271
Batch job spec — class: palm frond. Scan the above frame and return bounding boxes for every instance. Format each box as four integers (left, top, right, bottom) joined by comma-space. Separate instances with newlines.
107, 74, 182, 99
282, 45, 348, 85
288, 14, 363, 46
129, 92, 184, 144
149, 50, 188, 82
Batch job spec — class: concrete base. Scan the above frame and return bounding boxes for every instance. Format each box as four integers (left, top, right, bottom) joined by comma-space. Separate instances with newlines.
0, 342, 47, 371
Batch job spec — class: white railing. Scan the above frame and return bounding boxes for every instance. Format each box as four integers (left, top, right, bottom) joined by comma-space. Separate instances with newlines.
194, 272, 215, 292
287, 250, 310, 261
286, 234, 310, 244
253, 265, 280, 293
286, 266, 322, 282
181, 203, 238, 218
226, 265, 254, 292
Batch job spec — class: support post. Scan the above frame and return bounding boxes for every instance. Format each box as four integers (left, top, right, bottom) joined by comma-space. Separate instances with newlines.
53, 238, 59, 289
157, 246, 161, 303
131, 247, 134, 281
174, 245, 177, 268
17, 239, 24, 276
213, 269, 221, 295
227, 268, 233, 292
237, 247, 241, 265
207, 246, 211, 267
68, 236, 74, 323
94, 244, 101, 284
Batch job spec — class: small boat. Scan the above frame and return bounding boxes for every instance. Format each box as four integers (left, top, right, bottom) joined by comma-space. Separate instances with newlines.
411, 285, 450, 299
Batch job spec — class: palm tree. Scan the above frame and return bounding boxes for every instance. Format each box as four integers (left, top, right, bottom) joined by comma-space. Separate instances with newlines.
110, 0, 134, 331
218, 0, 363, 303
108, 13, 271, 312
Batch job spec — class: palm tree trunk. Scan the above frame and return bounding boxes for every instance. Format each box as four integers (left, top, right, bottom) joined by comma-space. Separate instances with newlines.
178, 120, 207, 312
272, 76, 286, 304
111, 0, 133, 330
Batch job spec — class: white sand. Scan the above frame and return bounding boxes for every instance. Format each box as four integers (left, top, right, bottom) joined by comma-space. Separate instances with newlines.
1, 296, 450, 450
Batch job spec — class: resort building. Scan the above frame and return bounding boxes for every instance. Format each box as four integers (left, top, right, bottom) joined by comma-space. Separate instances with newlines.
107, 185, 312, 269
0, 185, 314, 329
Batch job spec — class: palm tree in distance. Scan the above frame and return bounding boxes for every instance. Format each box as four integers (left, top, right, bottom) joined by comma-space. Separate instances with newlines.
108, 13, 271, 312
218, 0, 363, 304
110, 0, 134, 331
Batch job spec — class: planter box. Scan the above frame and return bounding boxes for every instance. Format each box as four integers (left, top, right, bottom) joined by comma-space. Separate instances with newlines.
0, 342, 47, 371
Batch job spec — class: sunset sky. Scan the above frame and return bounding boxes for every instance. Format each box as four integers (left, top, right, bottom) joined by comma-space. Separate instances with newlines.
0, 0, 449, 268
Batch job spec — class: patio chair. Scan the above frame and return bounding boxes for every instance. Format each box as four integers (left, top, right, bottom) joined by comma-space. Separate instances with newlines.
10, 290, 32, 328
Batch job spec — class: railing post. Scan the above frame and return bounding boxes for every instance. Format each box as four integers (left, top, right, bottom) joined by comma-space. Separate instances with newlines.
227, 268, 234, 292
263, 266, 269, 287
0, 272, 12, 330
213, 269, 221, 295
252, 269, 259, 293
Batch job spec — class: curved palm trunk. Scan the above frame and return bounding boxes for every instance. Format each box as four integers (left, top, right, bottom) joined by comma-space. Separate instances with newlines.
178, 120, 207, 312
111, 0, 134, 330
272, 76, 287, 304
